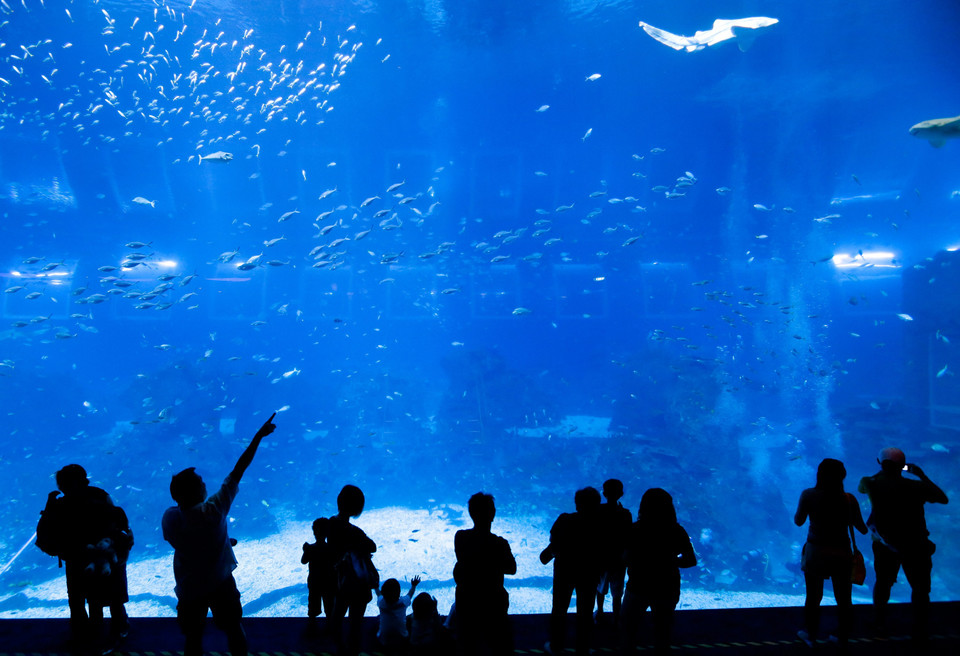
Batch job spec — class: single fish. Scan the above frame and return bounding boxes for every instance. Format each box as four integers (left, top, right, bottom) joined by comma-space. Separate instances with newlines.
909, 115, 960, 148
200, 151, 233, 161
132, 196, 156, 208
639, 17, 779, 53
218, 249, 240, 263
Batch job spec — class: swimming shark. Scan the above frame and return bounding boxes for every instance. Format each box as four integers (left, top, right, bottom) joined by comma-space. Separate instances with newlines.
638, 17, 779, 53
909, 115, 960, 148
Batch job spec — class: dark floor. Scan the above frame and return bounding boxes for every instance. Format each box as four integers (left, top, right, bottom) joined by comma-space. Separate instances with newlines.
1, 602, 957, 655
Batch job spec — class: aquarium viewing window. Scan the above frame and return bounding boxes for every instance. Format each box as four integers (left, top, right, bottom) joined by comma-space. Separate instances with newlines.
1, 0, 958, 620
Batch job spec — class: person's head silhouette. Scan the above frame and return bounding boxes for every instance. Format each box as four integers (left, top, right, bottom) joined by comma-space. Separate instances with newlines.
55, 464, 89, 495
602, 478, 624, 502
638, 488, 677, 525
575, 486, 602, 514
877, 447, 906, 474
381, 578, 401, 603
337, 484, 365, 518
816, 458, 847, 492
312, 517, 330, 541
170, 467, 207, 508
468, 492, 496, 529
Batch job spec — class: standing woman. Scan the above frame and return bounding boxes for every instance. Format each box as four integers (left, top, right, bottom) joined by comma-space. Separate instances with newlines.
794, 458, 867, 646
327, 484, 378, 656
620, 488, 697, 656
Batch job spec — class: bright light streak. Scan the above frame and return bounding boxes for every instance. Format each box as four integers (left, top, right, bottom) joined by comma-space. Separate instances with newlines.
157, 260, 178, 268
832, 250, 899, 269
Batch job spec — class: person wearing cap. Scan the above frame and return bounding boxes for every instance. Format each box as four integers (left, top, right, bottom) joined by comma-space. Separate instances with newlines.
858, 447, 948, 642
162, 413, 276, 656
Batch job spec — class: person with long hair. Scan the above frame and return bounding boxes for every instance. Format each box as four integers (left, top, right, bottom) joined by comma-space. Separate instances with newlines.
794, 458, 867, 647
620, 488, 697, 655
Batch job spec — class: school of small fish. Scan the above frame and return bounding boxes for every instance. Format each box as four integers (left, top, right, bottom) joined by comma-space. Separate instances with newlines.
1, 1, 955, 449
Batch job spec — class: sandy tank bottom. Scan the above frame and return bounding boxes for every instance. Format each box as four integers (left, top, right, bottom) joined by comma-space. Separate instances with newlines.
0, 505, 832, 619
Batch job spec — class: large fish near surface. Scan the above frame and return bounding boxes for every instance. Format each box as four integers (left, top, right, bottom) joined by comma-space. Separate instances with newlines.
638, 17, 779, 52
909, 115, 960, 148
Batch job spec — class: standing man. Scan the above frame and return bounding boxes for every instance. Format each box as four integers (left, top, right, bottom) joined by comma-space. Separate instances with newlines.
453, 492, 517, 656
540, 487, 603, 656
162, 412, 277, 656
37, 464, 132, 654
858, 447, 948, 643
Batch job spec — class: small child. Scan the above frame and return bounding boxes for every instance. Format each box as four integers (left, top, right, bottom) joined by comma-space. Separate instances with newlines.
409, 591, 447, 655
376, 575, 421, 647
301, 517, 336, 619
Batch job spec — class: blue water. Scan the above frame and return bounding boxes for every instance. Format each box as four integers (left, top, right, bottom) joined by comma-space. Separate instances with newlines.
1, 0, 958, 615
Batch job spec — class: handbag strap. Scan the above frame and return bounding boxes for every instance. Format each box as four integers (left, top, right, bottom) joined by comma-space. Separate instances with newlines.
844, 492, 859, 554
849, 523, 859, 554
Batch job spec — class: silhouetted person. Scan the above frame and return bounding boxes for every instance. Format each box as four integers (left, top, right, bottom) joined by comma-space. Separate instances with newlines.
541, 487, 603, 656
858, 447, 948, 643
328, 484, 378, 656
454, 492, 517, 656
162, 412, 277, 656
410, 591, 449, 656
595, 478, 632, 626
37, 464, 133, 654
375, 575, 420, 648
620, 488, 696, 656
302, 517, 336, 621
794, 458, 867, 647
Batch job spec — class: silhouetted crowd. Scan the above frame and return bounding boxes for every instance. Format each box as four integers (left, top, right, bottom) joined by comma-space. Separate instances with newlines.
36, 415, 948, 656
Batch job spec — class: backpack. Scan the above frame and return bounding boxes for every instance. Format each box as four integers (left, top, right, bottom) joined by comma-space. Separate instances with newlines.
336, 550, 379, 592
36, 490, 133, 569
35, 502, 67, 560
